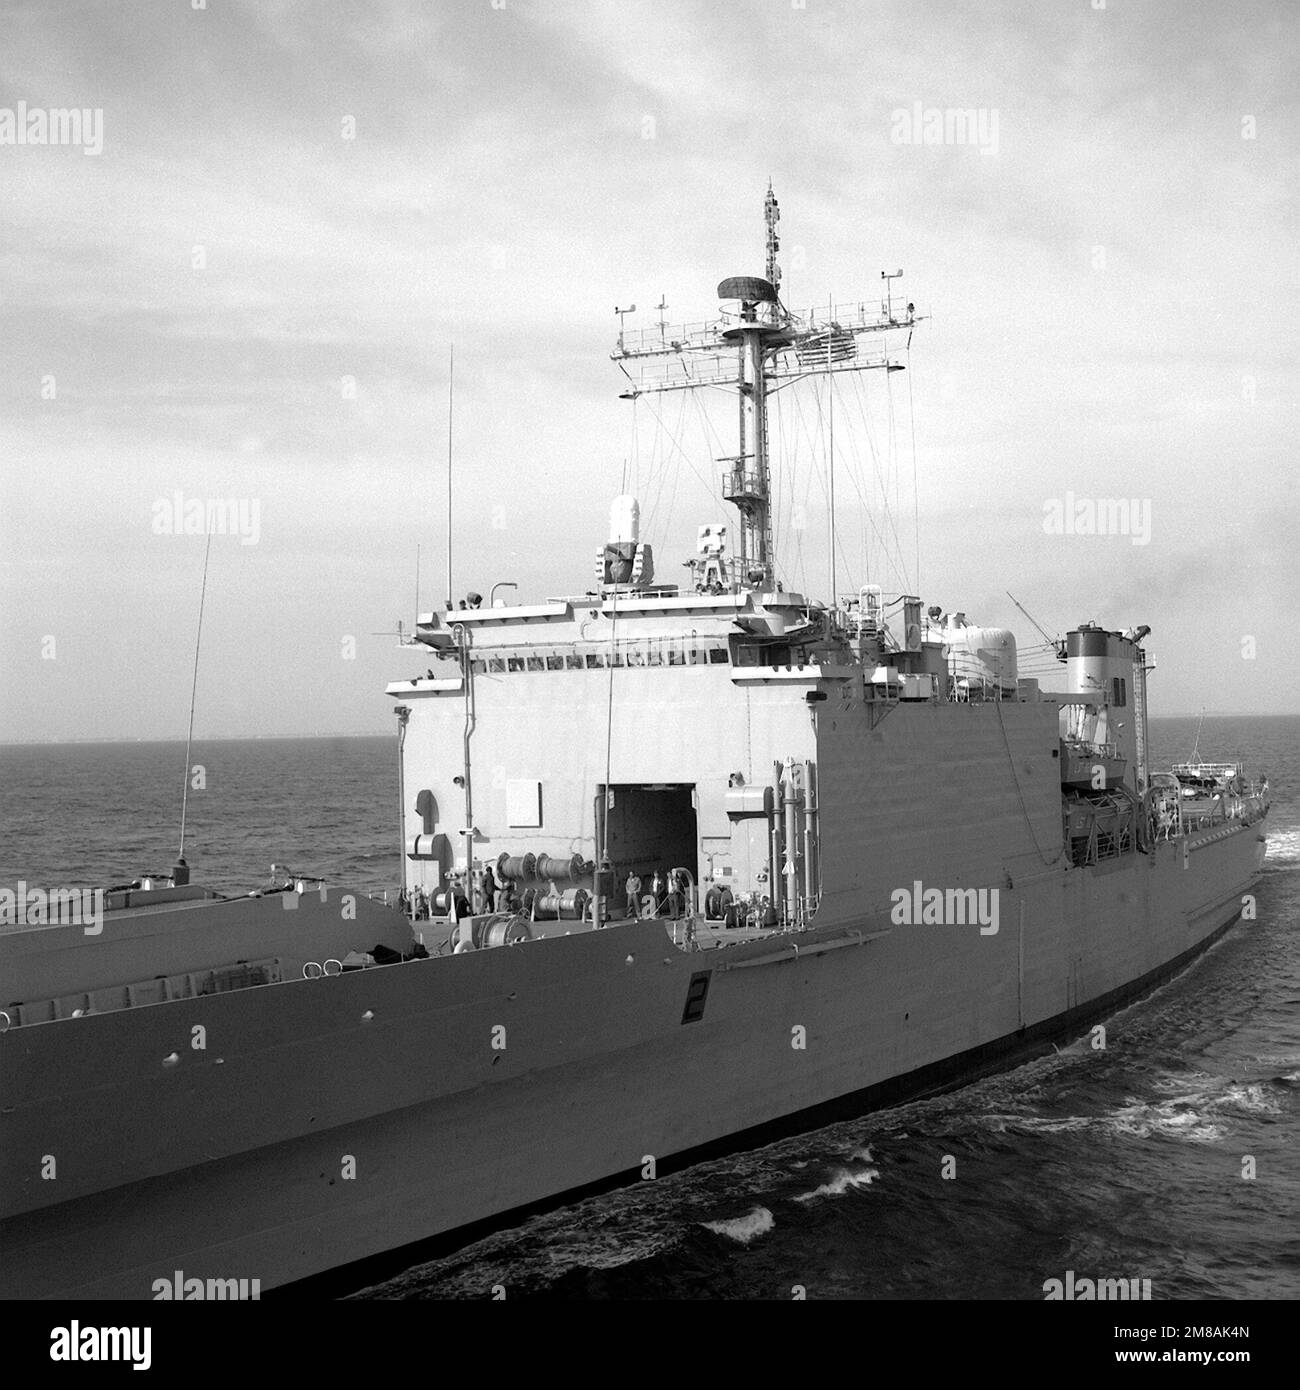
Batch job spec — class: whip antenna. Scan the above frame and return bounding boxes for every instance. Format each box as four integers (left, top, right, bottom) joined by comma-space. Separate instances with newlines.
445, 344, 454, 611
177, 531, 213, 871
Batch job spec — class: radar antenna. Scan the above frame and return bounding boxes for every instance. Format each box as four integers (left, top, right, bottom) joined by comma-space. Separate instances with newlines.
176, 532, 212, 879
764, 182, 782, 305
612, 187, 922, 593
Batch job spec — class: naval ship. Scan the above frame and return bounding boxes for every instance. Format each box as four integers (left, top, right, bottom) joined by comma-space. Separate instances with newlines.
0, 191, 1271, 1299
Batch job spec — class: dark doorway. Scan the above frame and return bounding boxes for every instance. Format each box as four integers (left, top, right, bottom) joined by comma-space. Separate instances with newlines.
595, 783, 698, 916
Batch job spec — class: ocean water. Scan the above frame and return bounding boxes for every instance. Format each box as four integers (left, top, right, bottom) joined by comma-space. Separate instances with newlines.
1, 716, 1296, 1300
0, 736, 399, 900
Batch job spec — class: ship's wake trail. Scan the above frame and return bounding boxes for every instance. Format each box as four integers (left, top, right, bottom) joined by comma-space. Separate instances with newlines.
972, 1071, 1283, 1146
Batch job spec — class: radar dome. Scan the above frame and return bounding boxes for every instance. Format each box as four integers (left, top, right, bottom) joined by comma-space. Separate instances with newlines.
609, 495, 640, 544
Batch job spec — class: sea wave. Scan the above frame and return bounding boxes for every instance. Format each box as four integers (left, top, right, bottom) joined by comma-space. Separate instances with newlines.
978, 1113, 1092, 1136
1152, 1074, 1283, 1116
701, 1207, 775, 1244
1264, 827, 1300, 864
1105, 1098, 1225, 1143
793, 1163, 881, 1203
351, 1216, 681, 1298
973, 1072, 1283, 1146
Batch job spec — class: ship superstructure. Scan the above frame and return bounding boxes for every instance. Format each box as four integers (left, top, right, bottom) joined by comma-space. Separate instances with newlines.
393, 192, 1260, 945
0, 191, 1270, 1300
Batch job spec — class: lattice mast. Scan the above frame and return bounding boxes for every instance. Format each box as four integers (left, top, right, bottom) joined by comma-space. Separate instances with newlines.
612, 186, 919, 594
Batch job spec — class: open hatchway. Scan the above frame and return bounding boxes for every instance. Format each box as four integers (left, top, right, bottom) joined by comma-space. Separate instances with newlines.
595, 783, 698, 917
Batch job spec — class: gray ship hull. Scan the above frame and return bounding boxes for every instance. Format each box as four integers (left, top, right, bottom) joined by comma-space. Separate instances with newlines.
0, 821, 1265, 1300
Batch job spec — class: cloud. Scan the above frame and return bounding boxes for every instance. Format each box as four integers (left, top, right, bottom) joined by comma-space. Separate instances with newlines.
1, 0, 1296, 738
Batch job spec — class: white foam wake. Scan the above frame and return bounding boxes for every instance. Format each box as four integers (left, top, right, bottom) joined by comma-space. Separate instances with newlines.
793, 1163, 880, 1203
1218, 1081, 1284, 1115
1264, 827, 1300, 864
1153, 1073, 1283, 1115
979, 1071, 1285, 1146
701, 1207, 774, 1244
981, 1113, 1092, 1135
1105, 1098, 1225, 1143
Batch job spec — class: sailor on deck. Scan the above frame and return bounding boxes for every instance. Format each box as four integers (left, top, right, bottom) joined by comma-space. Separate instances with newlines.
478, 865, 497, 914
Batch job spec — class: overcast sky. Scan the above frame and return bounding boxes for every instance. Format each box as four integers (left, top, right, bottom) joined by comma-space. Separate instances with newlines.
1, 0, 1295, 741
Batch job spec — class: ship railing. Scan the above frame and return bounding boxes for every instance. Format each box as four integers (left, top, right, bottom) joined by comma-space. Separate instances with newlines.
616, 346, 751, 394
947, 660, 1010, 703
616, 339, 895, 395
612, 300, 912, 363
1066, 795, 1137, 867
613, 316, 729, 358
722, 468, 766, 498
795, 297, 919, 335
1062, 736, 1119, 759
1177, 790, 1251, 833
1172, 760, 1243, 780
1178, 801, 1220, 833
543, 589, 680, 605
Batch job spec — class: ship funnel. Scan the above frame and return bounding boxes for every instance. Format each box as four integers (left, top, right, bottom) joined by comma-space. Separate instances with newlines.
609, 495, 640, 545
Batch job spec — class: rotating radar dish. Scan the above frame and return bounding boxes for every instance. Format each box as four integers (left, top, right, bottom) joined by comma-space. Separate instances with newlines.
717, 276, 776, 304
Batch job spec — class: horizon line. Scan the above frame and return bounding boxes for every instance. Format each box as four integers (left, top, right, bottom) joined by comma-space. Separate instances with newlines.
3, 711, 1298, 748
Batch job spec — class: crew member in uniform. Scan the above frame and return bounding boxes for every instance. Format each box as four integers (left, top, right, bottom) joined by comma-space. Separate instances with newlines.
448, 873, 472, 921
625, 871, 642, 918
668, 867, 689, 919
479, 865, 497, 914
